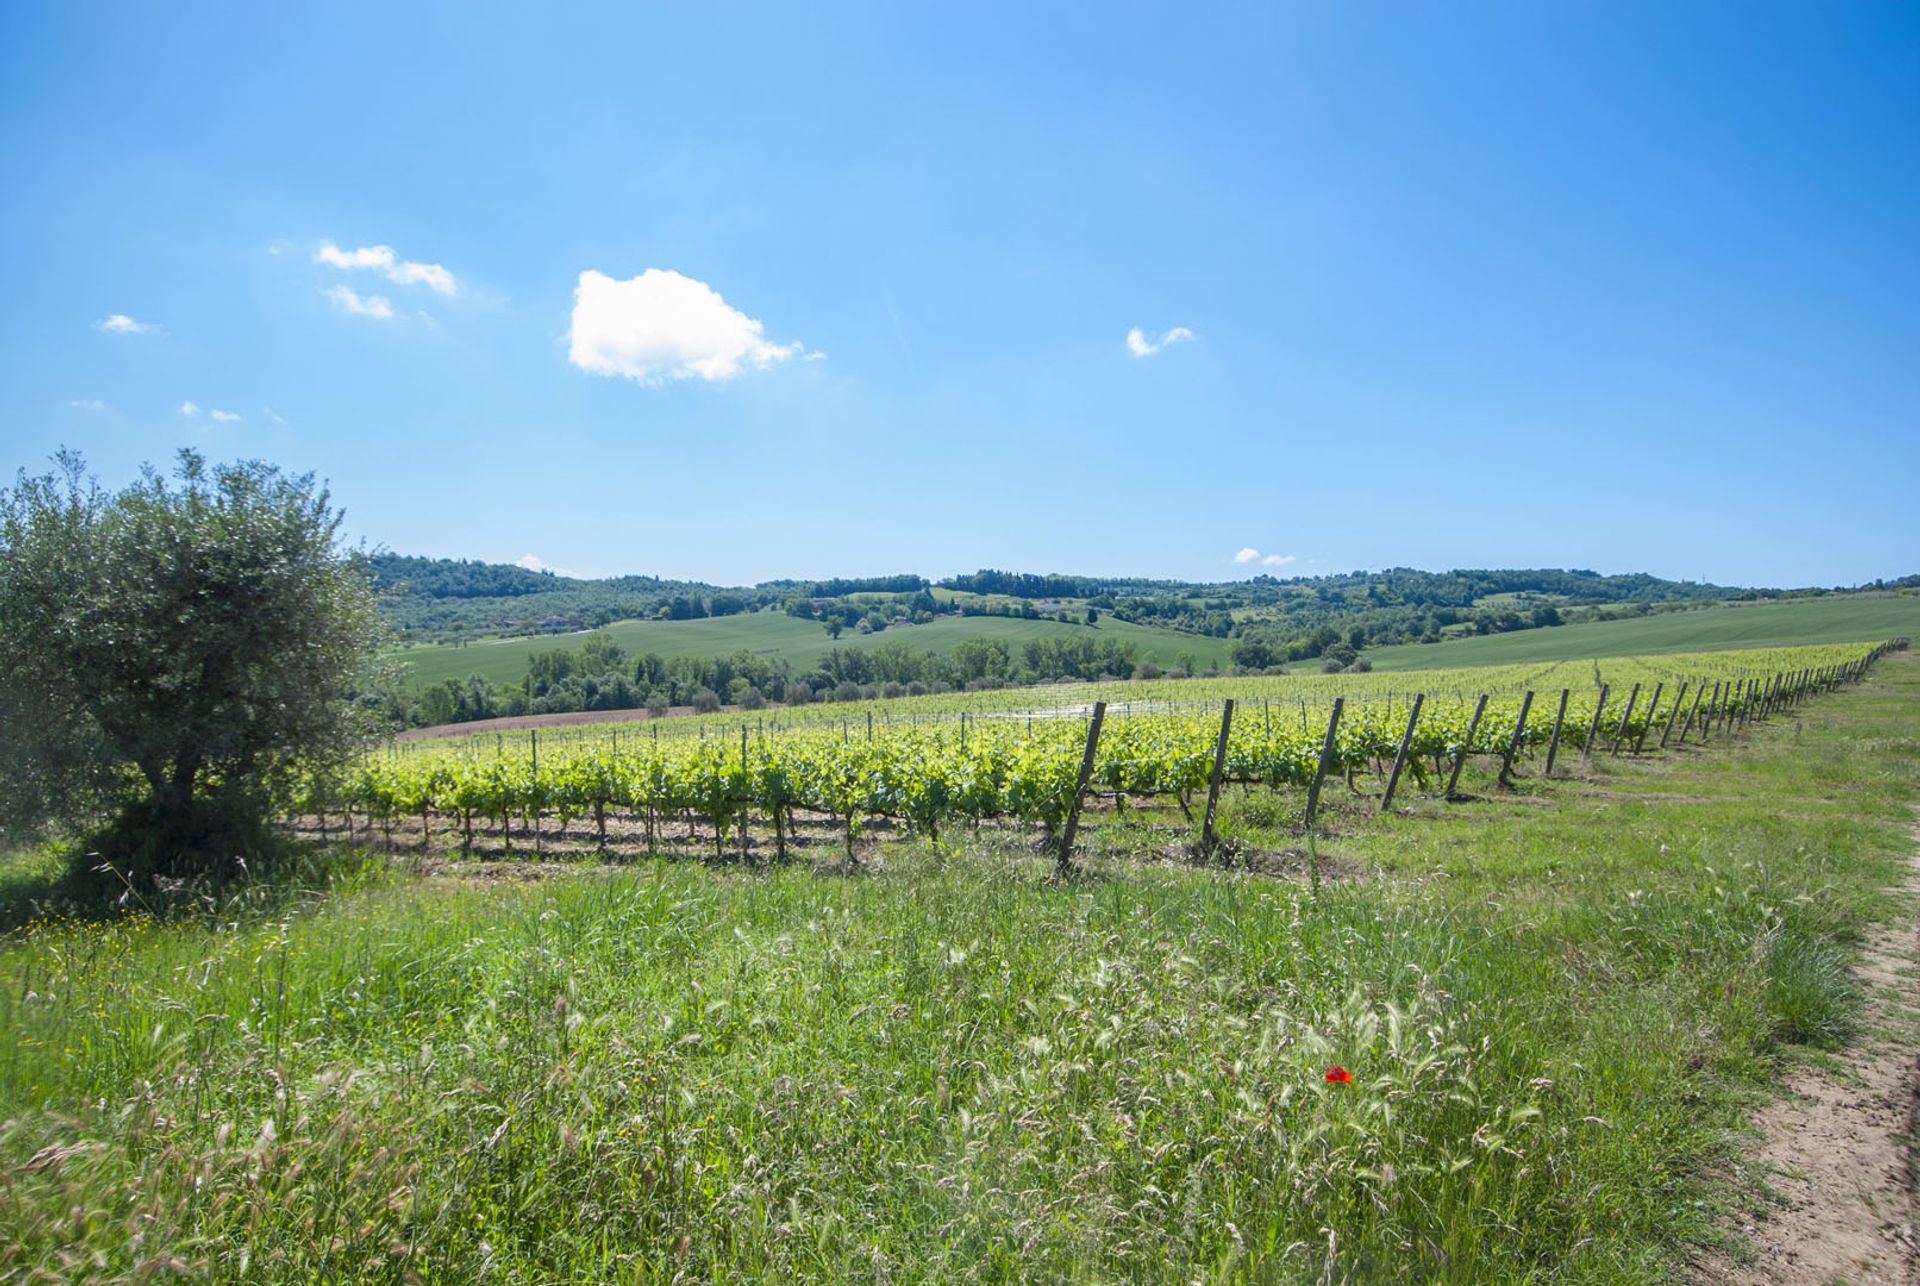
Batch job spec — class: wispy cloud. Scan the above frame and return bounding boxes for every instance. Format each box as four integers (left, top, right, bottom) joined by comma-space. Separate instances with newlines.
179, 400, 200, 418
1262, 553, 1295, 567
210, 409, 242, 424
264, 407, 287, 426
567, 268, 812, 384
316, 241, 456, 295
323, 285, 395, 319
1233, 547, 1297, 568
95, 313, 155, 335
67, 399, 109, 412
1126, 325, 1194, 358
514, 553, 578, 577
1233, 547, 1260, 564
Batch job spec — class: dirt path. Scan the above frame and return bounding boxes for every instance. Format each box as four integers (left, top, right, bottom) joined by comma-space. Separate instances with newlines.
1711, 819, 1920, 1283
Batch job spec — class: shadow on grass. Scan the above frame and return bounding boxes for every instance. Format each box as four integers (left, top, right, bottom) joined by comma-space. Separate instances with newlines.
0, 837, 388, 937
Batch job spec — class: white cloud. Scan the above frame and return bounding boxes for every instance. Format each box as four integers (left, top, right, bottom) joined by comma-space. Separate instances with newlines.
1233, 547, 1260, 563
95, 313, 154, 335
179, 401, 200, 417
210, 409, 242, 424
316, 241, 456, 294
1262, 554, 1296, 567
567, 268, 809, 384
514, 553, 578, 578
1126, 325, 1195, 358
323, 285, 395, 319
264, 406, 287, 426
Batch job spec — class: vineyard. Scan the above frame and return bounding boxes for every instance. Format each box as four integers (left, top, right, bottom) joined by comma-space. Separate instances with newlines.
307, 641, 1904, 865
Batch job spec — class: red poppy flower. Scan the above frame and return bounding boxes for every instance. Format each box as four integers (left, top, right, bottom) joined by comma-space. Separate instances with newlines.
1324, 1065, 1353, 1085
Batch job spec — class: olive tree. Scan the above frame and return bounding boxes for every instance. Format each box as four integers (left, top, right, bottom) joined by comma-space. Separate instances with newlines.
0, 449, 389, 875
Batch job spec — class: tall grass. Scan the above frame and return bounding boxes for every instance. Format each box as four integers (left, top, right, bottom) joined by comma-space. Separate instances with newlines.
0, 657, 1915, 1282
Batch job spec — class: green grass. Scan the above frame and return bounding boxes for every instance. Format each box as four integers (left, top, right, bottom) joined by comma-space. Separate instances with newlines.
394, 610, 1232, 691
1362, 591, 1920, 670
2, 657, 1917, 1281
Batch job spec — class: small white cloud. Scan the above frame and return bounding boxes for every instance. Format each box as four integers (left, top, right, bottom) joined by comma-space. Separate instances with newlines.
179, 400, 201, 417
316, 241, 456, 294
95, 313, 154, 335
210, 409, 242, 424
567, 268, 809, 384
1261, 554, 1296, 567
67, 398, 108, 411
514, 553, 578, 577
323, 285, 395, 319
1126, 325, 1195, 358
264, 406, 287, 426
1233, 547, 1260, 563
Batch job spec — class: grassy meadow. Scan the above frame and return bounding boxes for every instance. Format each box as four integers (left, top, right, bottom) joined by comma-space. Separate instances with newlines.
1360, 590, 1920, 670
394, 611, 1234, 692
1, 653, 1916, 1281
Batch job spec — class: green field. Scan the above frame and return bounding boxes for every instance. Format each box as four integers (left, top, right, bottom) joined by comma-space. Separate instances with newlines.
394, 611, 1232, 690
1361, 591, 1920, 671
4, 653, 1915, 1280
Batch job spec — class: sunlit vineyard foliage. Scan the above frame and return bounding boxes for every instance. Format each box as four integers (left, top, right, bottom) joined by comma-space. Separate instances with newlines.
314, 643, 1892, 857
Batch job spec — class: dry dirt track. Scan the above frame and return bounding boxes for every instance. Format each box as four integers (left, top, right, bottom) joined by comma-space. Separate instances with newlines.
1704, 818, 1920, 1284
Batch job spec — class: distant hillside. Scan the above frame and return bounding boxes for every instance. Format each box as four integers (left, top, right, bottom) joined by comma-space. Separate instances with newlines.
371, 554, 1914, 728
373, 553, 1781, 652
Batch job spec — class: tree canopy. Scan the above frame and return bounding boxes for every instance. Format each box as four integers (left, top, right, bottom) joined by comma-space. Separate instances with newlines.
0, 449, 389, 875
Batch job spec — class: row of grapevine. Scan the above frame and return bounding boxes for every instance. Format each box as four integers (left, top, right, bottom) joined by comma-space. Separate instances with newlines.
300, 641, 1903, 864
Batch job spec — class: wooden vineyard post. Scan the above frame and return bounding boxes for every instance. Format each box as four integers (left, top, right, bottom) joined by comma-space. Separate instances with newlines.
1611, 683, 1641, 755
1446, 694, 1490, 800
1674, 682, 1707, 746
1304, 697, 1345, 829
1055, 701, 1107, 875
1658, 682, 1689, 748
1498, 690, 1535, 788
1632, 682, 1663, 754
1582, 685, 1610, 766
740, 726, 750, 864
1691, 681, 1721, 744
1199, 699, 1235, 856
531, 728, 542, 858
1543, 688, 1571, 776
1381, 693, 1425, 812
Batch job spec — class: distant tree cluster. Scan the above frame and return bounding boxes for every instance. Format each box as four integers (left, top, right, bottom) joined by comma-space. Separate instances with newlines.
407, 630, 1149, 727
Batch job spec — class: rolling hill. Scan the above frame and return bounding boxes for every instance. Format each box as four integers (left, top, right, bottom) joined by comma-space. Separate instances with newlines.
393, 610, 1234, 691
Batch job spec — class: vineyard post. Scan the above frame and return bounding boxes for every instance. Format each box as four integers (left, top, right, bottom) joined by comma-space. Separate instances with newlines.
1732, 678, 1749, 730
1676, 682, 1706, 745
740, 726, 750, 864
1543, 688, 1570, 776
1583, 684, 1610, 766
1684, 681, 1716, 744
1199, 699, 1235, 856
1381, 693, 1425, 811
1632, 682, 1663, 754
1446, 694, 1489, 799
1056, 701, 1107, 875
1304, 697, 1345, 829
531, 728, 542, 857
1611, 683, 1641, 755
1658, 682, 1689, 748
1498, 690, 1535, 788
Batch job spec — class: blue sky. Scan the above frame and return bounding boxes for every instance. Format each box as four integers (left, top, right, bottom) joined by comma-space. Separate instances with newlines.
1, 2, 1914, 588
